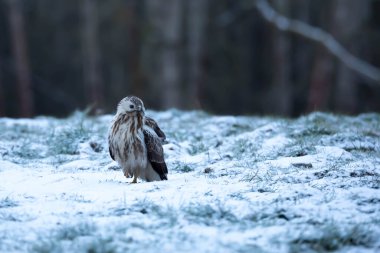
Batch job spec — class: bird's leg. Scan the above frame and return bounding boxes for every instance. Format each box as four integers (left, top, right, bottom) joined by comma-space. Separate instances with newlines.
130, 169, 140, 184
123, 170, 131, 178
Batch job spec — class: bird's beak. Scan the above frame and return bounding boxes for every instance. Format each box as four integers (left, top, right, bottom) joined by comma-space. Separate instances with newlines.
137, 105, 144, 115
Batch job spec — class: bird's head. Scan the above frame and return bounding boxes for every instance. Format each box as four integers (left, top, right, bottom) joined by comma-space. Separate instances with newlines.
116, 96, 145, 116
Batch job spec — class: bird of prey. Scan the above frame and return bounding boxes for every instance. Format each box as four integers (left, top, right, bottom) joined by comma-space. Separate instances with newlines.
108, 96, 168, 183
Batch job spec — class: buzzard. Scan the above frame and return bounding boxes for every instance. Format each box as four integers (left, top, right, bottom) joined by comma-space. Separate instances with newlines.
108, 96, 168, 183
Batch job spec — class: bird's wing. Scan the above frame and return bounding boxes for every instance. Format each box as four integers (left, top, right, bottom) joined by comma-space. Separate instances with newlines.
145, 116, 166, 142
143, 127, 168, 180
109, 146, 115, 161
108, 131, 115, 161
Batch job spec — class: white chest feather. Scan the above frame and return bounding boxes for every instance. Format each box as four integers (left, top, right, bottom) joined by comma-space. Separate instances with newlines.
109, 118, 147, 174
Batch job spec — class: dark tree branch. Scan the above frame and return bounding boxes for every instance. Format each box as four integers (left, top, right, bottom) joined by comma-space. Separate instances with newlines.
255, 0, 380, 85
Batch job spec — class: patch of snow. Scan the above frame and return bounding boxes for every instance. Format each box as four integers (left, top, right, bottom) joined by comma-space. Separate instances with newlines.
315, 145, 354, 159
260, 135, 292, 156
59, 159, 101, 171
0, 160, 23, 171
0, 111, 379, 253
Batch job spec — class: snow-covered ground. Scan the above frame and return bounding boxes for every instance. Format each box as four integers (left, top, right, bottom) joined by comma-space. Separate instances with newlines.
0, 111, 379, 253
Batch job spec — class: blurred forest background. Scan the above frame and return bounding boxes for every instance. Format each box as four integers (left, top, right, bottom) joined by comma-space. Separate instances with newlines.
0, 0, 380, 118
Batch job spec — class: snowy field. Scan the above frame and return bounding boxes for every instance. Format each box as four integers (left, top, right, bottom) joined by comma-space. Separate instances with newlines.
0, 110, 379, 253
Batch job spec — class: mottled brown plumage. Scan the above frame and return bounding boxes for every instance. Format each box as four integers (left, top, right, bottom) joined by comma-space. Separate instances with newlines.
108, 96, 168, 183
145, 116, 166, 143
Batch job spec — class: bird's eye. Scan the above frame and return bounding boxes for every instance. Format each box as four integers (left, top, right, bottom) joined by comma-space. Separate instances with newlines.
129, 104, 135, 109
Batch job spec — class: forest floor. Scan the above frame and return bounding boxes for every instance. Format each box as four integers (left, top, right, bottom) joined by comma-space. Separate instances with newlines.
0, 111, 379, 253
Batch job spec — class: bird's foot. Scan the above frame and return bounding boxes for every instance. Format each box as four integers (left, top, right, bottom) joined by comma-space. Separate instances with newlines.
130, 175, 138, 184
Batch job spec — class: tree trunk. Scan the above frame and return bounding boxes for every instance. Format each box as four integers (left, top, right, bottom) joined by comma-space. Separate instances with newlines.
307, 3, 334, 112
145, 0, 183, 109
307, 50, 334, 111
82, 0, 104, 112
331, 0, 369, 113
125, 0, 145, 98
186, 0, 208, 109
271, 0, 292, 116
0, 57, 4, 116
8, 0, 34, 117
292, 0, 313, 115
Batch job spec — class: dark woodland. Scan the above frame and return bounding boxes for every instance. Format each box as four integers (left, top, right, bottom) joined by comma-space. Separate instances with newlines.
0, 0, 380, 117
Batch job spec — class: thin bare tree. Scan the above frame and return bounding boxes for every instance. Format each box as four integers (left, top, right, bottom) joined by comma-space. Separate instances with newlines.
308, 49, 334, 111
271, 0, 292, 115
331, 0, 370, 113
186, 0, 208, 109
125, 0, 145, 98
8, 0, 34, 117
145, 0, 183, 109
0, 57, 4, 116
82, 0, 104, 112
